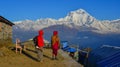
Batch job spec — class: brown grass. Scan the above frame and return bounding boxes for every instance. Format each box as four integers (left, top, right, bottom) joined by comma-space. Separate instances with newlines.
0, 40, 13, 48
0, 41, 67, 67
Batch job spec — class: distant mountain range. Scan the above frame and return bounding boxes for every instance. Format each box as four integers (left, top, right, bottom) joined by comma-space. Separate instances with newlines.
13, 9, 120, 48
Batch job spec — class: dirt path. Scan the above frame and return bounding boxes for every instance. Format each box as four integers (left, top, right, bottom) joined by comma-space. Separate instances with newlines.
59, 49, 83, 67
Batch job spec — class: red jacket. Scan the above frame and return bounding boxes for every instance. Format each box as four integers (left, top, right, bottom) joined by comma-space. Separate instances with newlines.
37, 30, 44, 47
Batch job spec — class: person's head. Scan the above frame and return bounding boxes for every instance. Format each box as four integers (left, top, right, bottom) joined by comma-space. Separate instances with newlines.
38, 30, 44, 36
16, 38, 20, 42
16, 38, 20, 40
53, 31, 58, 36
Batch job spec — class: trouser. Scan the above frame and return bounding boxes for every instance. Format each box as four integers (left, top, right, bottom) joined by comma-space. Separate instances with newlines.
52, 49, 58, 56
36, 48, 43, 61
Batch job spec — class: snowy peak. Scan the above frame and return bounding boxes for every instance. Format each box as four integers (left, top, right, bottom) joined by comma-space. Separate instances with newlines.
13, 8, 120, 34
69, 9, 89, 16
59, 9, 95, 26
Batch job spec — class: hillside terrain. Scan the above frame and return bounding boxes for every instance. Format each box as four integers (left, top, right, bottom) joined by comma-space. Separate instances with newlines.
0, 41, 82, 67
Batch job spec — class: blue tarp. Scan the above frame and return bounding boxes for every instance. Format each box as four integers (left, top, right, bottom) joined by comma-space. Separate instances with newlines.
61, 41, 68, 49
66, 48, 77, 52
62, 47, 70, 51
61, 41, 77, 52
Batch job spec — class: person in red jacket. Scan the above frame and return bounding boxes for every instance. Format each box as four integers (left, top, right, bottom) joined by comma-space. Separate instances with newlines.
51, 31, 60, 60
36, 30, 44, 62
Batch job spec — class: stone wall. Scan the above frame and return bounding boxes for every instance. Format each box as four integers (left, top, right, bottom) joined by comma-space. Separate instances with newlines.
0, 22, 12, 41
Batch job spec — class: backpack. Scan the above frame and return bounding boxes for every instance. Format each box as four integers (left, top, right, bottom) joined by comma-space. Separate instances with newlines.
33, 36, 38, 47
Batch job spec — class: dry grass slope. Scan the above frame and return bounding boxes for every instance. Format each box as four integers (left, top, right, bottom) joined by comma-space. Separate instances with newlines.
0, 41, 66, 67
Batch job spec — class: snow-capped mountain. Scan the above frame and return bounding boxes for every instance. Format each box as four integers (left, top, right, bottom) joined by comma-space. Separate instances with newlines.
13, 9, 120, 48
58, 9, 96, 26
13, 9, 120, 34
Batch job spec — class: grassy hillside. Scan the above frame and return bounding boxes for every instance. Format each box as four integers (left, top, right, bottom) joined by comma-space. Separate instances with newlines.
0, 41, 73, 67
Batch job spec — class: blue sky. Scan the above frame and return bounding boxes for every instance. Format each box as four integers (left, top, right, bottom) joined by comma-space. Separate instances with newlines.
0, 0, 120, 22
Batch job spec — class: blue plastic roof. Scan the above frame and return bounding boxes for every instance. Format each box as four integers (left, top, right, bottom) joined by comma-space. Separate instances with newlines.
66, 47, 77, 52
87, 45, 120, 67
61, 41, 69, 48
97, 51, 120, 67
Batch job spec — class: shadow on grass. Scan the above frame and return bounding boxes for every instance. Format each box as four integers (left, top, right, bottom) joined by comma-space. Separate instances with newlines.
11, 47, 52, 61
10, 47, 39, 62
26, 48, 52, 60
26, 48, 37, 53
43, 54, 52, 60
22, 50, 38, 62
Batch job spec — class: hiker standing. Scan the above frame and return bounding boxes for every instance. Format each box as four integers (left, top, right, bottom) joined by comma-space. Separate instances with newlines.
33, 36, 38, 48
36, 30, 44, 62
51, 31, 60, 60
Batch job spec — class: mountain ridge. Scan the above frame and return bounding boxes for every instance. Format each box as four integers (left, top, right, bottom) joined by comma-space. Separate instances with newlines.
13, 9, 120, 34
13, 9, 120, 48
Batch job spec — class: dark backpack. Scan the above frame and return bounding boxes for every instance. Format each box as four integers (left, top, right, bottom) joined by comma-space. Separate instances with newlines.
33, 36, 38, 47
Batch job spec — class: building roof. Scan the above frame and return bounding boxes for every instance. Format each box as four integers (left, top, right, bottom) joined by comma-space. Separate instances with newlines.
0, 16, 15, 26
88, 45, 120, 67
